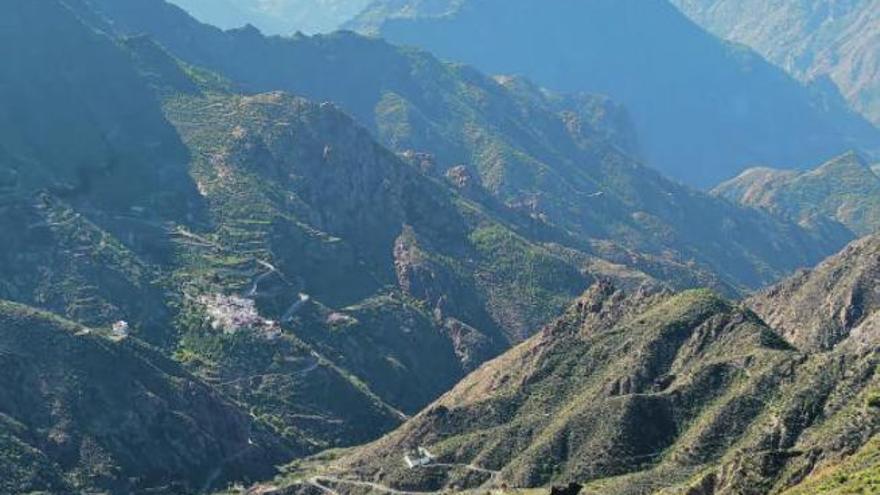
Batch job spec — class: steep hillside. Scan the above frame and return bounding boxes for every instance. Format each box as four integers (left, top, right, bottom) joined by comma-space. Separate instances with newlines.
64, 0, 853, 292
671, 0, 880, 127
748, 233, 880, 351
0, 0, 202, 347
2, 0, 599, 453
268, 271, 880, 494
2, 0, 589, 455
0, 300, 294, 494
713, 152, 880, 236
0, 0, 424, 455
0, 0, 196, 215
350, 0, 880, 187
161, 89, 601, 430
258, 277, 879, 494
0, 191, 181, 347
12, 3, 718, 471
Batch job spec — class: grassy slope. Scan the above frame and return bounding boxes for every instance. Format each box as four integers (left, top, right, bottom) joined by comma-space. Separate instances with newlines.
782, 436, 880, 495
262, 268, 880, 495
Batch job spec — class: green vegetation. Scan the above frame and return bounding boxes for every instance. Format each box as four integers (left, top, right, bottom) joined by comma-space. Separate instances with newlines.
5, 1, 880, 494
0, 300, 295, 493
287, 286, 786, 491
159, 89, 596, 438
273, 253, 880, 494
78, 0, 854, 292
715, 152, 880, 236
783, 437, 880, 494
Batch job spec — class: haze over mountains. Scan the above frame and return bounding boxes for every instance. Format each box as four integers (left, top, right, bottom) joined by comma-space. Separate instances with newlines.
350, 0, 880, 187
671, 0, 880, 127
3, 0, 880, 494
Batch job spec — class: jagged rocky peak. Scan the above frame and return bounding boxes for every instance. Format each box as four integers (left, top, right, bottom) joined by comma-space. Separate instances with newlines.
544, 278, 670, 338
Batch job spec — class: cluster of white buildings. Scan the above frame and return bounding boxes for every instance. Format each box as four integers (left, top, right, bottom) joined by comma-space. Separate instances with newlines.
198, 293, 283, 340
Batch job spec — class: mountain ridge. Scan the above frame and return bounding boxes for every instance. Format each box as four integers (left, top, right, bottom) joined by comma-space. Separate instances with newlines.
4, 1, 880, 493
166, 0, 372, 35
350, 0, 880, 187
714, 151, 880, 236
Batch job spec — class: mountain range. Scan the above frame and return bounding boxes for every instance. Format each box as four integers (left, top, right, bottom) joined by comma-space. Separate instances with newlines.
349, 0, 880, 187
3, 0, 880, 493
66, 0, 856, 293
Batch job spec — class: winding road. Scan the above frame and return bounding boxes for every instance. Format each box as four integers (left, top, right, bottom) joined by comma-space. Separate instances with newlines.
305, 462, 501, 495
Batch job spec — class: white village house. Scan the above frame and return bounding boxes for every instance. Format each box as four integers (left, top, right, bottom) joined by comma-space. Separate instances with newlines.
111, 320, 130, 339
404, 447, 435, 469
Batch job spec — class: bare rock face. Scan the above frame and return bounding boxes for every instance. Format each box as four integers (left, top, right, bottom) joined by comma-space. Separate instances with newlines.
393, 226, 505, 370
749, 233, 880, 351
393, 227, 455, 312
442, 317, 498, 372
445, 165, 478, 191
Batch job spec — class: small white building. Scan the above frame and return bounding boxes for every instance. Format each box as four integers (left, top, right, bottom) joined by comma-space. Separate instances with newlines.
111, 320, 130, 339
404, 447, 435, 469
262, 321, 283, 341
